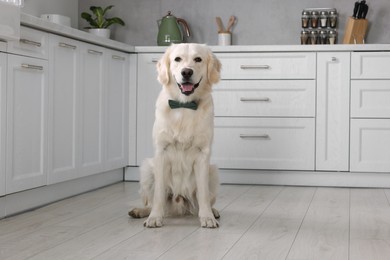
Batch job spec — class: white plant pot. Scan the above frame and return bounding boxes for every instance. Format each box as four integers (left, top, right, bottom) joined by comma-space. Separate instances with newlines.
88, 28, 110, 39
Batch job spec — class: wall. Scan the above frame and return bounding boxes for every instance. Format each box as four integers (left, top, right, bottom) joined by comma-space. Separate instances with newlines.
23, 0, 78, 28
78, 0, 390, 46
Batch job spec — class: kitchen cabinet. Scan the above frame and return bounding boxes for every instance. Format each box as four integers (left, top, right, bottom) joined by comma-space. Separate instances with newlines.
47, 34, 81, 184
6, 54, 48, 194
350, 52, 390, 172
79, 43, 106, 177
316, 52, 350, 171
136, 53, 161, 165
0, 52, 6, 197
7, 26, 48, 60
212, 52, 316, 170
105, 49, 129, 171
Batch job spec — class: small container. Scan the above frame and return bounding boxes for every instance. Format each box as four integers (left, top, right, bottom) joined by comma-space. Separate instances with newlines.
310, 11, 319, 28
301, 30, 309, 44
319, 30, 328, 44
329, 10, 338, 28
301, 11, 310, 28
328, 30, 337, 44
309, 30, 318, 44
320, 11, 328, 28
218, 32, 231, 46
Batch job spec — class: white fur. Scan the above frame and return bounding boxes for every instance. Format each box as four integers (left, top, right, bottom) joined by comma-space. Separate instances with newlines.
129, 43, 222, 228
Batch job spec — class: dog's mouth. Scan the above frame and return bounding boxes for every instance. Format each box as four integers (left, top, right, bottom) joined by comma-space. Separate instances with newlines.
176, 77, 202, 96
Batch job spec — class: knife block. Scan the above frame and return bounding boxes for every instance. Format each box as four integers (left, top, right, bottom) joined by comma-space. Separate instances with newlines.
342, 16, 368, 44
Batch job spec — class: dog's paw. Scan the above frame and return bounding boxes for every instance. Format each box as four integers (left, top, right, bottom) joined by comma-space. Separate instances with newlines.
200, 216, 219, 228
144, 216, 163, 228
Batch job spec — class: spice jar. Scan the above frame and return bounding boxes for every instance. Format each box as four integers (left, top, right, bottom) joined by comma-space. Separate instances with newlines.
309, 30, 318, 44
301, 30, 309, 44
329, 10, 337, 28
319, 30, 328, 44
328, 30, 337, 44
310, 11, 319, 28
320, 11, 328, 28
301, 11, 310, 28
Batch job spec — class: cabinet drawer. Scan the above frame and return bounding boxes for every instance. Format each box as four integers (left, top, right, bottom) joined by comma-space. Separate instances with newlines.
7, 27, 49, 60
351, 80, 390, 118
351, 52, 390, 79
350, 119, 390, 172
212, 117, 315, 170
216, 52, 316, 79
213, 80, 315, 117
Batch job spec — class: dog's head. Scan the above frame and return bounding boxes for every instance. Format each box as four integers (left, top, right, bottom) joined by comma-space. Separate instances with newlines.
157, 43, 221, 102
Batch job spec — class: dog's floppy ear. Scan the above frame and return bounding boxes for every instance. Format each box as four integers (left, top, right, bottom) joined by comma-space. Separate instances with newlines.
156, 46, 172, 86
207, 52, 222, 85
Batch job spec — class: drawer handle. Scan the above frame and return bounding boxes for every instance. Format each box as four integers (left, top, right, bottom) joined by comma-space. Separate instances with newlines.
331, 57, 337, 62
240, 97, 270, 102
151, 58, 159, 63
240, 65, 270, 70
21, 63, 43, 70
59, 42, 77, 49
20, 39, 42, 47
240, 134, 270, 139
88, 49, 103, 55
112, 55, 126, 61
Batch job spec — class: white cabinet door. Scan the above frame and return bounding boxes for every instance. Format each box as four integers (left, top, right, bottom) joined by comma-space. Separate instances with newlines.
105, 49, 129, 170
79, 44, 105, 177
47, 35, 80, 184
316, 52, 350, 171
351, 119, 390, 172
0, 53, 6, 196
136, 53, 162, 165
6, 54, 48, 194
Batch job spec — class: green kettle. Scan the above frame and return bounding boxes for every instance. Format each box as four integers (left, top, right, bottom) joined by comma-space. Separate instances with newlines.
157, 11, 191, 46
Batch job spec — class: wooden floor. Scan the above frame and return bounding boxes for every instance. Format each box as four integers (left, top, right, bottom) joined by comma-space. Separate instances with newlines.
1, 182, 390, 260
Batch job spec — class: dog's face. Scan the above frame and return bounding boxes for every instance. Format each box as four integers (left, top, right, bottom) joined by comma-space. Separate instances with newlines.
157, 44, 221, 102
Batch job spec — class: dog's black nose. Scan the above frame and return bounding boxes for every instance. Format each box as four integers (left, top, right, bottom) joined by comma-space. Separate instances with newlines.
181, 68, 193, 80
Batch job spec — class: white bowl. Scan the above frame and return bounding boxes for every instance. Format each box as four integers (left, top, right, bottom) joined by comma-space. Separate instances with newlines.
40, 14, 71, 27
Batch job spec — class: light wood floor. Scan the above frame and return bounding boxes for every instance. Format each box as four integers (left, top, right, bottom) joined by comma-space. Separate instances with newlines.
1, 182, 390, 260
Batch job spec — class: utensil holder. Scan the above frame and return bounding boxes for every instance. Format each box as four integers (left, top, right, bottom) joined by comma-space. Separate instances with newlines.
218, 32, 231, 46
342, 17, 368, 44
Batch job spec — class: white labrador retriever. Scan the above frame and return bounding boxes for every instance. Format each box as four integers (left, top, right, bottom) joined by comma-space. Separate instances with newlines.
129, 43, 221, 228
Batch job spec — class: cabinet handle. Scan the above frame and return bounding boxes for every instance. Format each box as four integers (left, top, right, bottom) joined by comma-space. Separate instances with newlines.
21, 63, 43, 70
112, 55, 125, 60
240, 97, 270, 102
20, 39, 42, 47
240, 134, 270, 139
59, 42, 77, 49
331, 57, 337, 62
151, 58, 159, 63
88, 49, 103, 55
240, 65, 270, 70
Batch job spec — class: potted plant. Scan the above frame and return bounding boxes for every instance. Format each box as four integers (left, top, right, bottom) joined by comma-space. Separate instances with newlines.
81, 5, 125, 39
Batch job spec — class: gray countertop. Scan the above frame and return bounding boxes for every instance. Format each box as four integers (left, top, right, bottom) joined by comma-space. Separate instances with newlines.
21, 13, 390, 54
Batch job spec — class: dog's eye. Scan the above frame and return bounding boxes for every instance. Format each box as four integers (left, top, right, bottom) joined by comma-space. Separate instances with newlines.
194, 57, 202, 63
174, 57, 182, 62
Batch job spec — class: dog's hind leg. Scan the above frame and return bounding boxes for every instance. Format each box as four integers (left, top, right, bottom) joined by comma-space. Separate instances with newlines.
129, 159, 154, 219
129, 207, 151, 218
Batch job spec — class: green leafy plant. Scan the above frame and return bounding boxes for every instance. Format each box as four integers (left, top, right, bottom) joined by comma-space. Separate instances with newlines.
81, 5, 125, 29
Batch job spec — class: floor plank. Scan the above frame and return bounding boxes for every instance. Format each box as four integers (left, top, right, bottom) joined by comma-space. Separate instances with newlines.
286, 188, 350, 260
350, 189, 390, 260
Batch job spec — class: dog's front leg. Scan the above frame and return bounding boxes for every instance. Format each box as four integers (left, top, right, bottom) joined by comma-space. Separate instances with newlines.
194, 154, 219, 228
144, 155, 166, 228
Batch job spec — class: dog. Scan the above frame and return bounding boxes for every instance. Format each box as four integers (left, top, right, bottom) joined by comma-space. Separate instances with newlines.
129, 43, 222, 228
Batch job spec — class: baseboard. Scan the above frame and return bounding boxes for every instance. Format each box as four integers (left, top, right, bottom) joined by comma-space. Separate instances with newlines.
2, 168, 124, 217
125, 166, 390, 188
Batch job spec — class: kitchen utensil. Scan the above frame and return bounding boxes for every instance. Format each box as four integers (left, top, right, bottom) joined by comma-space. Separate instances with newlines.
216, 17, 225, 33
225, 16, 236, 32
157, 11, 191, 46
353, 0, 369, 19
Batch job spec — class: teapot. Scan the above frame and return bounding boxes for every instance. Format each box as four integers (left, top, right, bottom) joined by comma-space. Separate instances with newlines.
157, 11, 191, 46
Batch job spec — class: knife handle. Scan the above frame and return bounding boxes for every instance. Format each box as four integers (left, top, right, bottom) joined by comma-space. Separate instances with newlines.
353, 1, 359, 18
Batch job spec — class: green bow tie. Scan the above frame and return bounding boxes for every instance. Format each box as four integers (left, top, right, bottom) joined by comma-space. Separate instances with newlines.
168, 100, 198, 110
